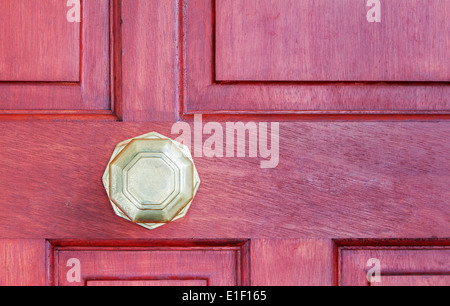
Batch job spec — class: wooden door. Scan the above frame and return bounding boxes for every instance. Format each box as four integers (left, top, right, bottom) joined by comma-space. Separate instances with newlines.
0, 0, 448, 286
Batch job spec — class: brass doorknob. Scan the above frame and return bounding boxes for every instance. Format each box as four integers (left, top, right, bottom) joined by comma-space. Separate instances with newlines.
102, 132, 200, 230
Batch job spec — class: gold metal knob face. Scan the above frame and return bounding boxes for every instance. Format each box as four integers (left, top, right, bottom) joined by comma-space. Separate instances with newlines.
103, 132, 200, 230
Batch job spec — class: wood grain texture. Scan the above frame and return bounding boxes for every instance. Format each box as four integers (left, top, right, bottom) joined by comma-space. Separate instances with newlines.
339, 246, 450, 286
372, 275, 450, 286
0, 121, 448, 239
0, 0, 110, 112
120, 0, 180, 121
87, 280, 207, 286
53, 242, 248, 286
250, 239, 334, 286
1, 0, 448, 287
0, 110, 118, 121
185, 0, 450, 114
0, 0, 80, 82
216, 0, 450, 82
0, 239, 46, 286
110, 0, 124, 120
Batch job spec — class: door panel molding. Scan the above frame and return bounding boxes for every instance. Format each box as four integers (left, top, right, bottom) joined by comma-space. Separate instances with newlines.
0, 0, 114, 117
335, 239, 450, 286
183, 0, 450, 118
47, 239, 250, 286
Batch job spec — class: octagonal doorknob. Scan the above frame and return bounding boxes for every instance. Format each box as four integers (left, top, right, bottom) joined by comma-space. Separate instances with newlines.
102, 132, 200, 230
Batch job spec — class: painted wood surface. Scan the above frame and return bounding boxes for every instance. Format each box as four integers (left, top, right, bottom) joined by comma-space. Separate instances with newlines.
0, 121, 448, 239
0, 0, 110, 112
1, 239, 449, 286
250, 239, 334, 286
1, 0, 448, 118
185, 0, 450, 115
0, 0, 448, 286
372, 275, 450, 287
216, 0, 450, 81
0, 0, 79, 82
0, 240, 46, 286
372, 275, 450, 286
52, 240, 248, 286
339, 245, 450, 286
87, 280, 207, 286
120, 0, 180, 122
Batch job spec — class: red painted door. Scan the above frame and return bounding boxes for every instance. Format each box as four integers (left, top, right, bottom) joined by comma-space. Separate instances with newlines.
0, 0, 449, 286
